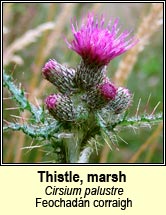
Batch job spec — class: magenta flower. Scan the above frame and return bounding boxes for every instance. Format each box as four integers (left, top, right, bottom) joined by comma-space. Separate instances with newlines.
67, 14, 138, 66
45, 94, 76, 121
45, 94, 58, 109
42, 59, 57, 77
99, 81, 117, 101
42, 59, 76, 94
85, 80, 117, 109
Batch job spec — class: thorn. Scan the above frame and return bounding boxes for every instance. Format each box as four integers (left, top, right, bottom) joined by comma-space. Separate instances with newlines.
13, 118, 18, 123
24, 139, 35, 154
24, 92, 30, 95
115, 147, 120, 151
102, 129, 113, 150
97, 113, 105, 125
19, 82, 22, 90
45, 151, 51, 156
10, 64, 17, 76
34, 97, 40, 108
132, 93, 135, 100
150, 101, 161, 115
57, 133, 74, 138
3, 97, 13, 100
111, 134, 118, 146
144, 94, 151, 113
3, 119, 11, 125
147, 123, 152, 129
103, 136, 112, 151
10, 115, 21, 119
117, 134, 129, 145
75, 134, 79, 148
10, 115, 29, 121
135, 98, 141, 118
94, 138, 98, 156
37, 160, 54, 163
21, 145, 42, 150
5, 107, 20, 110
129, 125, 137, 134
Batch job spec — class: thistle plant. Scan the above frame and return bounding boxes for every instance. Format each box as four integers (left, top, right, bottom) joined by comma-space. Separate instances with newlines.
3, 13, 163, 163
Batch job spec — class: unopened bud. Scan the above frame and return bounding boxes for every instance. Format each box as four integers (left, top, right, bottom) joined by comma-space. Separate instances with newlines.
45, 94, 76, 121
84, 80, 117, 110
109, 87, 132, 114
42, 59, 76, 94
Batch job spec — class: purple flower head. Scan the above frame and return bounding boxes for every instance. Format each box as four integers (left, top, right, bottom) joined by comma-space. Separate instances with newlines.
45, 94, 76, 121
99, 81, 117, 101
45, 94, 59, 109
84, 79, 117, 110
66, 13, 138, 66
42, 59, 76, 94
42, 59, 57, 78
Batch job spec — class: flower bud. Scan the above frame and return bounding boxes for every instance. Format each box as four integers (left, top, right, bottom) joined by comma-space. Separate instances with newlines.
84, 80, 117, 110
42, 59, 76, 94
109, 87, 132, 114
45, 94, 76, 121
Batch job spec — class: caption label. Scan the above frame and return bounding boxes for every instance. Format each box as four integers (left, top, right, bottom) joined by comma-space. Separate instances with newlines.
35, 170, 132, 210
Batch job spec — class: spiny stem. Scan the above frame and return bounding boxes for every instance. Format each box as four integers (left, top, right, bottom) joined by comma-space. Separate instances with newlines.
3, 121, 61, 139
3, 71, 43, 122
108, 113, 163, 130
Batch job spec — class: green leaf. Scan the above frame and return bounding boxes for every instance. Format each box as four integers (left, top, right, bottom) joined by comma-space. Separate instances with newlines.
3, 70, 43, 122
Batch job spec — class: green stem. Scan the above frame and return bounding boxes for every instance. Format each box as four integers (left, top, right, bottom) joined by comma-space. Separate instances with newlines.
59, 125, 82, 163
62, 113, 100, 163
77, 147, 93, 163
109, 113, 163, 130
65, 137, 80, 163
